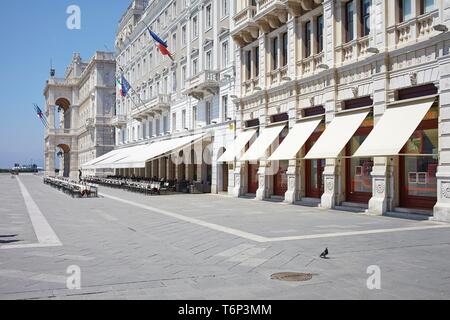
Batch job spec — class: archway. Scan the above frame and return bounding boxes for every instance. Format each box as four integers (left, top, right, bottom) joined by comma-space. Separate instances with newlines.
57, 144, 71, 178
55, 98, 71, 129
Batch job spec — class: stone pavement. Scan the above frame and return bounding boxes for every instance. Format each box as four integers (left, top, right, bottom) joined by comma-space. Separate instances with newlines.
0, 174, 449, 300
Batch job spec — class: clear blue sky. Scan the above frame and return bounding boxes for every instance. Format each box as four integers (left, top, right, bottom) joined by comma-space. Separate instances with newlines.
0, 0, 130, 168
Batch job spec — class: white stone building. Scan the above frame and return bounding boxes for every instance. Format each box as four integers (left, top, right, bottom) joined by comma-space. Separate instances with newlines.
224, 0, 450, 221
44, 52, 116, 179
92, 0, 237, 193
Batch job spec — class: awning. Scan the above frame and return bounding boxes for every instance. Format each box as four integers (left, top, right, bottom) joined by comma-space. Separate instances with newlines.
304, 109, 370, 159
217, 129, 257, 162
240, 124, 286, 161
93, 145, 147, 169
353, 96, 436, 157
81, 149, 122, 169
111, 133, 206, 169
268, 118, 322, 161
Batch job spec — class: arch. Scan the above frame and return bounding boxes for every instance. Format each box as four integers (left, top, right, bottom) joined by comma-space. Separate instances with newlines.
55, 97, 71, 112
56, 144, 71, 178
57, 144, 70, 153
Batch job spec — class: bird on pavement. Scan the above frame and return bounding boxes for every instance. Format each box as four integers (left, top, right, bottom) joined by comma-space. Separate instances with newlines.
320, 248, 329, 259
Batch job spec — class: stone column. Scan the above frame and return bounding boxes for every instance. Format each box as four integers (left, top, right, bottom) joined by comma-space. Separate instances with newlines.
232, 161, 247, 197
434, 53, 450, 222
368, 61, 393, 215
320, 88, 341, 209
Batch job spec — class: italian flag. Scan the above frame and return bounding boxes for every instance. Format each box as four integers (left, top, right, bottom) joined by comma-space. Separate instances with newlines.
116, 78, 123, 97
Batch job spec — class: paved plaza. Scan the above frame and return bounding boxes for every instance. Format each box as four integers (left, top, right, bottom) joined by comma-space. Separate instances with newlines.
0, 173, 449, 300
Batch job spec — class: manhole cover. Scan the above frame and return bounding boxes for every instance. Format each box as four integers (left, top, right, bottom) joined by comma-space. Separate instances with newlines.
271, 272, 313, 282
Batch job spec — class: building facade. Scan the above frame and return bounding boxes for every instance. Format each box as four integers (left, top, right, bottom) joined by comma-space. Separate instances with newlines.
111, 0, 237, 193
226, 0, 450, 221
44, 52, 116, 179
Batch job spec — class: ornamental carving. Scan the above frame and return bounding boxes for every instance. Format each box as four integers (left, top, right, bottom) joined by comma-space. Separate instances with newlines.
441, 182, 450, 199
375, 180, 385, 194
326, 179, 334, 191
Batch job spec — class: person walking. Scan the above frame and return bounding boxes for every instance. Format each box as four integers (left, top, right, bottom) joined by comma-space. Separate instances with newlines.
78, 169, 83, 183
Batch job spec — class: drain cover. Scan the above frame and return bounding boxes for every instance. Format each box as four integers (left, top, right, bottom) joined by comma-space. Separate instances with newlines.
271, 272, 313, 282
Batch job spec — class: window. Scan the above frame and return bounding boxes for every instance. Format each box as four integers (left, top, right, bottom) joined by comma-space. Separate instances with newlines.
182, 109, 187, 129
205, 4, 212, 29
361, 0, 371, 37
181, 65, 187, 89
172, 2, 177, 16
345, 0, 355, 42
163, 77, 168, 94
172, 71, 177, 92
182, 25, 187, 46
222, 0, 229, 17
317, 15, 324, 53
282, 32, 288, 67
206, 102, 212, 125
255, 46, 260, 77
193, 106, 197, 128
304, 21, 312, 57
163, 116, 168, 134
245, 50, 252, 80
172, 113, 177, 132
222, 41, 229, 68
399, 0, 412, 22
172, 33, 177, 51
192, 16, 198, 38
272, 37, 278, 70
192, 59, 198, 76
206, 50, 212, 70
222, 96, 228, 121
421, 0, 435, 14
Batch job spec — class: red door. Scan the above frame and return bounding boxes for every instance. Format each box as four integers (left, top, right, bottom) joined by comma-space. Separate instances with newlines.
273, 161, 288, 196
345, 127, 373, 204
399, 119, 438, 211
248, 163, 259, 194
305, 134, 325, 198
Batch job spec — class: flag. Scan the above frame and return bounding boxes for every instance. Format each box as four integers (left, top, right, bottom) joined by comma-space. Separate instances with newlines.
33, 103, 48, 128
148, 28, 168, 48
117, 74, 131, 97
157, 43, 174, 61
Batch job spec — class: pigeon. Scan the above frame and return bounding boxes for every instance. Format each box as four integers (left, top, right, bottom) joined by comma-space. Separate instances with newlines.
320, 248, 329, 259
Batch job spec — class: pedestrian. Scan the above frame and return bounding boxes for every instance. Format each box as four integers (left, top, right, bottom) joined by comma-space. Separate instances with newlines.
78, 169, 82, 182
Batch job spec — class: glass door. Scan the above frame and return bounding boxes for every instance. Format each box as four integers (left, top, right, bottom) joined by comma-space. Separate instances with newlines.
400, 120, 438, 210
305, 134, 325, 198
345, 128, 373, 204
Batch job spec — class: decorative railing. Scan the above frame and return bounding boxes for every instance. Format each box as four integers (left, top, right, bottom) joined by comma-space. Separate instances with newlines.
387, 9, 439, 48
188, 70, 220, 88
336, 36, 371, 64
233, 2, 257, 25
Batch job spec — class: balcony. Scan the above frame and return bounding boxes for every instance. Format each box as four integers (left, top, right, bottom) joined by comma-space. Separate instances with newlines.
335, 36, 371, 65
298, 52, 325, 75
131, 94, 170, 121
45, 128, 79, 140
186, 70, 220, 100
231, 0, 259, 46
266, 66, 288, 87
253, 0, 288, 32
111, 115, 127, 128
387, 9, 439, 49
242, 77, 261, 96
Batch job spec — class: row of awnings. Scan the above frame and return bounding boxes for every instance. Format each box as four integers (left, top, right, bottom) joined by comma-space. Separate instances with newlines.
82, 96, 435, 170
218, 96, 436, 162
82, 133, 205, 170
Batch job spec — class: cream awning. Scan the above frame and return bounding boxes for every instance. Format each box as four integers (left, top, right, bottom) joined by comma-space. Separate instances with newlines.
353, 97, 436, 157
81, 149, 121, 169
111, 133, 206, 169
93, 145, 147, 169
304, 109, 370, 159
217, 129, 257, 162
268, 118, 322, 161
240, 124, 286, 161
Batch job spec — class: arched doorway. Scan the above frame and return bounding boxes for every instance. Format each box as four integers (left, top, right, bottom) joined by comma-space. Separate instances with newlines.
57, 144, 71, 178
55, 98, 71, 129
